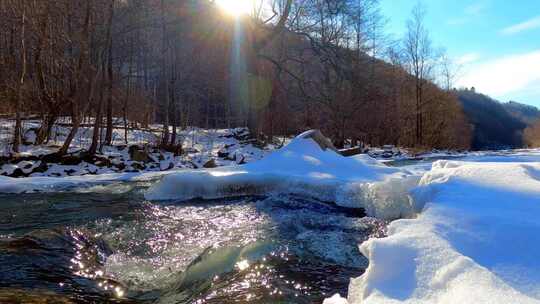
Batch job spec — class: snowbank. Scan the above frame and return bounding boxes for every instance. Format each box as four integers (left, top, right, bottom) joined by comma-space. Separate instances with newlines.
145, 130, 417, 219
346, 160, 540, 303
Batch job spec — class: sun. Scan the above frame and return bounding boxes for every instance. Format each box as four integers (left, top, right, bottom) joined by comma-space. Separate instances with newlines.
216, 0, 254, 17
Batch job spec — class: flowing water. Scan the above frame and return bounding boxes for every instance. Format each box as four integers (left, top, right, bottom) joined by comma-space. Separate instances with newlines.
0, 182, 386, 303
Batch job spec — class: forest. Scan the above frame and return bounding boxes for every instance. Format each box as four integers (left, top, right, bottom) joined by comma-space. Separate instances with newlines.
457, 89, 540, 149
0, 0, 537, 155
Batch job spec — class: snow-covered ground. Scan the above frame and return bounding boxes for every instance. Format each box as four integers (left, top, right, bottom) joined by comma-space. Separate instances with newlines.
0, 118, 276, 179
327, 154, 540, 303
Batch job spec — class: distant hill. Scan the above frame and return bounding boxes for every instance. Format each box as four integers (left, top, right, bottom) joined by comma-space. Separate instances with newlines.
457, 89, 531, 150
502, 101, 540, 125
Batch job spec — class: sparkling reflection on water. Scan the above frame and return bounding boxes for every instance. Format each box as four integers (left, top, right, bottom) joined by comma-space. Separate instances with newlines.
0, 183, 386, 303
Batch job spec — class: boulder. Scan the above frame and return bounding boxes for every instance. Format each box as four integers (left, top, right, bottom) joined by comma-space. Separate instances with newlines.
299, 130, 338, 152
128, 145, 152, 163
217, 148, 229, 158
203, 158, 217, 168
9, 168, 26, 178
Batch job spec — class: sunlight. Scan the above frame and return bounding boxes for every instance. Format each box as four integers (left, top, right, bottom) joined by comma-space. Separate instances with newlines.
216, 0, 254, 17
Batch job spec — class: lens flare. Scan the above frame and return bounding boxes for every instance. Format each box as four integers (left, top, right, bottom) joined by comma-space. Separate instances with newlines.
216, 0, 254, 17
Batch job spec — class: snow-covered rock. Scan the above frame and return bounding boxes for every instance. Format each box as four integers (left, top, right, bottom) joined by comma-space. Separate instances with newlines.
145, 130, 417, 219
346, 160, 540, 303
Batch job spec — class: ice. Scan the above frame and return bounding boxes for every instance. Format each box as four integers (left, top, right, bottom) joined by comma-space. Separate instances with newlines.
145, 131, 417, 219
345, 160, 540, 303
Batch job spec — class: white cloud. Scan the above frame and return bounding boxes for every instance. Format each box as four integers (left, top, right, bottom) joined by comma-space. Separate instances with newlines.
464, 2, 486, 15
501, 15, 540, 35
447, 1, 488, 26
456, 53, 480, 65
457, 50, 540, 100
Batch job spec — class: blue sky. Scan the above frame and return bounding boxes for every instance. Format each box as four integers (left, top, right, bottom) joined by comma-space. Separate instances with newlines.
380, 0, 540, 107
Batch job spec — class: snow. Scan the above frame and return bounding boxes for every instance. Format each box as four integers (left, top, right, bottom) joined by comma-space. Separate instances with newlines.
324, 294, 350, 304
3, 117, 540, 302
0, 170, 173, 194
145, 130, 418, 219
345, 160, 540, 303
0, 117, 274, 178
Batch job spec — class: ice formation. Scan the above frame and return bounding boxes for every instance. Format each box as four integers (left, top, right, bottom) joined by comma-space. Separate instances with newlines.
145, 130, 418, 219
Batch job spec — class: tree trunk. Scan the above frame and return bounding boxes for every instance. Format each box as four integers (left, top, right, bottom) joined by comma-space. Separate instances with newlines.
124, 36, 133, 145
89, 67, 105, 155
160, 0, 170, 147
104, 0, 115, 146
58, 0, 93, 156
13, 4, 26, 153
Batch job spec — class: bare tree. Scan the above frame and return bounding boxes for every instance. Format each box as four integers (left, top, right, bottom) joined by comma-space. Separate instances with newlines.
439, 51, 461, 91
403, 2, 436, 146
58, 0, 96, 156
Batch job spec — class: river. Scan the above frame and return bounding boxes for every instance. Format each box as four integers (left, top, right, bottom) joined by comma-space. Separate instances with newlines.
0, 181, 386, 303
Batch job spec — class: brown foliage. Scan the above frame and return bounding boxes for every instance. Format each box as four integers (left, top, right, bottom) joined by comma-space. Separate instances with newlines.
524, 120, 540, 147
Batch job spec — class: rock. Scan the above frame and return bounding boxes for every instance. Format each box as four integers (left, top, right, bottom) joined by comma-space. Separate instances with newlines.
1, 164, 16, 176
131, 162, 146, 171
217, 148, 229, 158
160, 162, 174, 171
203, 158, 217, 168
32, 161, 48, 174
23, 128, 38, 145
232, 128, 251, 140
339, 147, 363, 157
225, 153, 236, 161
128, 145, 151, 163
82, 154, 112, 168
9, 168, 26, 178
299, 130, 338, 152
184, 147, 199, 154
236, 154, 246, 165
60, 155, 82, 166
41, 153, 62, 164
64, 169, 77, 176
170, 145, 183, 156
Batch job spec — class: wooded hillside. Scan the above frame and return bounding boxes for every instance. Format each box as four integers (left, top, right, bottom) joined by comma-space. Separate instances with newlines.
1, 0, 474, 155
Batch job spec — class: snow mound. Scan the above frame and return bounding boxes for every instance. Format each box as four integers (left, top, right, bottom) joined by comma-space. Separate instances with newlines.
347, 160, 540, 303
145, 130, 417, 219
